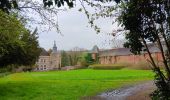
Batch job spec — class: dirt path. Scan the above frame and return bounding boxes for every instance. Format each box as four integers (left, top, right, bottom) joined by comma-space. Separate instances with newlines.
82, 81, 156, 100
99, 81, 155, 100
126, 81, 155, 100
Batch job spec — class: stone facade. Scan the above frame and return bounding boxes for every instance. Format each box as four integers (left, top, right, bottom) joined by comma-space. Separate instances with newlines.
35, 41, 61, 71
36, 55, 50, 70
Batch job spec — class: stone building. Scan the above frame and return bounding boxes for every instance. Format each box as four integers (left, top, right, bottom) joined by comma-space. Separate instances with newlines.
35, 41, 61, 71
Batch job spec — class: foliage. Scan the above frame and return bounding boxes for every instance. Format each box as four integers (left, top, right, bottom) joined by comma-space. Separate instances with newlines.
60, 50, 85, 67
0, 69, 154, 100
61, 50, 70, 67
150, 68, 170, 100
47, 49, 52, 54
0, 10, 41, 68
0, 0, 18, 13
43, 0, 74, 8
89, 64, 125, 70
20, 28, 41, 66
43, 0, 122, 8
128, 61, 153, 70
117, 0, 170, 99
79, 53, 94, 67
67, 51, 82, 66
0, 0, 123, 33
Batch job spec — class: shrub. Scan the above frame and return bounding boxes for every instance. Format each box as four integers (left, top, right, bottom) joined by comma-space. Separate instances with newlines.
89, 64, 125, 70
150, 68, 170, 100
127, 61, 164, 70
126, 61, 151, 70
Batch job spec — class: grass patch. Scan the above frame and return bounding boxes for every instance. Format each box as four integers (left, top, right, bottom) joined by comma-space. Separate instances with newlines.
89, 64, 125, 70
0, 69, 154, 100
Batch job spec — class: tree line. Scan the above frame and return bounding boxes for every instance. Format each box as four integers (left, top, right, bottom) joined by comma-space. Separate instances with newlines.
60, 50, 94, 67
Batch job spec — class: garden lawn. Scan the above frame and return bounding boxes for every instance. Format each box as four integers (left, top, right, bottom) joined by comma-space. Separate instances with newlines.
0, 69, 154, 100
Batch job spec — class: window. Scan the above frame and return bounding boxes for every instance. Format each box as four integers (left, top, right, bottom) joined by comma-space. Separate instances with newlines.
41, 59, 43, 62
44, 59, 46, 62
44, 65, 46, 70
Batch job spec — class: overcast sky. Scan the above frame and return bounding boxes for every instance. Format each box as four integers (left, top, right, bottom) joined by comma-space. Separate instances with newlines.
35, 2, 118, 51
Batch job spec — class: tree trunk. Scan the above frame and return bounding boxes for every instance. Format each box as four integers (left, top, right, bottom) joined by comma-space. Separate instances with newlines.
157, 36, 170, 79
141, 38, 157, 68
142, 38, 167, 81
160, 24, 170, 55
151, 17, 170, 79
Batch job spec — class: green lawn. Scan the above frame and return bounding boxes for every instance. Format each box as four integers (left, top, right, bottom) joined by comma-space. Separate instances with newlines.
0, 69, 154, 100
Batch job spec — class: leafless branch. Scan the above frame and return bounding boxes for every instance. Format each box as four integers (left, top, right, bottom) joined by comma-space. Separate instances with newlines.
14, 0, 67, 34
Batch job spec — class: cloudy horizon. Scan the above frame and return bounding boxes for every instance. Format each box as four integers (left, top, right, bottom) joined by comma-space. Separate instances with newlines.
32, 1, 121, 51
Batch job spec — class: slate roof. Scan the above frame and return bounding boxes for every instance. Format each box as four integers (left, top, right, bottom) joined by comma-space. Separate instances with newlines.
40, 48, 49, 56
90, 45, 99, 53
99, 43, 167, 57
99, 48, 132, 57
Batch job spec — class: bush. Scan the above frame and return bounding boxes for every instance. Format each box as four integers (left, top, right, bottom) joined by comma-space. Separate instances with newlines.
124, 61, 164, 70
0, 65, 13, 77
150, 68, 170, 100
126, 61, 151, 70
89, 64, 125, 70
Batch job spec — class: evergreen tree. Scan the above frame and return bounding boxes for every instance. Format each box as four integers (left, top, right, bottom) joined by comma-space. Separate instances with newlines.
0, 10, 41, 68
61, 51, 70, 67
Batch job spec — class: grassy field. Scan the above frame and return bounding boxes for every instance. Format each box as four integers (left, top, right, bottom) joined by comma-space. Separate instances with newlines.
0, 69, 154, 100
